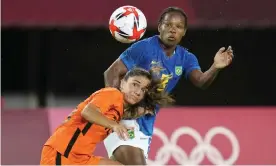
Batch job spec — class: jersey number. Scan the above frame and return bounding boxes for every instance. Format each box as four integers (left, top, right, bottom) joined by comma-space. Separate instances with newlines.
158, 74, 173, 91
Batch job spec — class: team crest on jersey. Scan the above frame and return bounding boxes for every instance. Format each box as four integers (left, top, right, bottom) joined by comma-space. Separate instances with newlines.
175, 66, 183, 76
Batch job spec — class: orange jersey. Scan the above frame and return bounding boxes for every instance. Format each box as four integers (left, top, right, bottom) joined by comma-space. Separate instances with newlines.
44, 87, 124, 162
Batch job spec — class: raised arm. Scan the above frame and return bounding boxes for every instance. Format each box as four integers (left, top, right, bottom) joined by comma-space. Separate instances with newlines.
81, 91, 129, 140
81, 103, 118, 129
189, 65, 220, 89
187, 46, 234, 89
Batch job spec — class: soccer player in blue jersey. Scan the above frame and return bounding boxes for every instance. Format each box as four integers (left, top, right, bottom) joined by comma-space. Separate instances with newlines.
103, 7, 234, 165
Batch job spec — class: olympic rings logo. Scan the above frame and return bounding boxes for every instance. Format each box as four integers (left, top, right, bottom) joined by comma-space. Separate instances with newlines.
147, 126, 240, 166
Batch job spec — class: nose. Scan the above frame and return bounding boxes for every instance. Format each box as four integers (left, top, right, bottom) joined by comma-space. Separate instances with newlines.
169, 25, 176, 33
134, 89, 142, 97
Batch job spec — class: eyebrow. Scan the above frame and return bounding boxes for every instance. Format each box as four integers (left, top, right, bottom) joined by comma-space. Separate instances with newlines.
163, 20, 184, 24
133, 80, 141, 84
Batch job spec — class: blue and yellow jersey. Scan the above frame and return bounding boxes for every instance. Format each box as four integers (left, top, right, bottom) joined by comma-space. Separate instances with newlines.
119, 35, 201, 136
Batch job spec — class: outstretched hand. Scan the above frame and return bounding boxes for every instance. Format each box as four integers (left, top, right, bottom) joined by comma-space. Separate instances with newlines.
213, 46, 234, 69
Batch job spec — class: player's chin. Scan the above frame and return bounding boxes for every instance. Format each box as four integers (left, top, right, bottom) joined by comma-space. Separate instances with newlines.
126, 98, 138, 105
164, 40, 177, 47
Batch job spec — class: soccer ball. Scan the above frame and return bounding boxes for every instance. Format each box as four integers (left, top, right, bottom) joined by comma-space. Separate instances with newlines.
109, 6, 147, 43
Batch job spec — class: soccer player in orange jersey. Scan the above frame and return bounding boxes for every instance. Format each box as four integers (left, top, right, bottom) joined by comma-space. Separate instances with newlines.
40, 67, 173, 165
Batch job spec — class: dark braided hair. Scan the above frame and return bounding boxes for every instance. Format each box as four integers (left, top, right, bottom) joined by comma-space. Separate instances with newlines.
158, 7, 188, 29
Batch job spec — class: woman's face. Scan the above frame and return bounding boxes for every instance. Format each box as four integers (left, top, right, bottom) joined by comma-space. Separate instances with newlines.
120, 75, 150, 105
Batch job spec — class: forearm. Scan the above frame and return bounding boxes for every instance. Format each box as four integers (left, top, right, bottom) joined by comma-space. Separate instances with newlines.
198, 63, 221, 89
104, 59, 128, 88
81, 104, 117, 129
104, 70, 120, 87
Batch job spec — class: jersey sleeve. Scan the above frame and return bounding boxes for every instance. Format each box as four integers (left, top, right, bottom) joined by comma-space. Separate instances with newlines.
90, 90, 123, 121
119, 41, 147, 70
184, 52, 201, 79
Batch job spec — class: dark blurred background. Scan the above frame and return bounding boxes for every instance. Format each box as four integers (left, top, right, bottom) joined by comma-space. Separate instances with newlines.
2, 27, 276, 107
2, 0, 276, 108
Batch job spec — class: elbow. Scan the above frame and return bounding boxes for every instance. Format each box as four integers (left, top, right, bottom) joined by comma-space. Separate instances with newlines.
195, 83, 206, 90
81, 106, 92, 122
81, 108, 88, 120
103, 69, 109, 80
104, 69, 111, 87
81, 103, 99, 123
193, 75, 211, 90
194, 80, 209, 90
199, 84, 208, 90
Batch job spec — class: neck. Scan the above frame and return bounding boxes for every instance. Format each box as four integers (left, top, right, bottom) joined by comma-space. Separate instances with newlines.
158, 37, 176, 57
123, 101, 130, 111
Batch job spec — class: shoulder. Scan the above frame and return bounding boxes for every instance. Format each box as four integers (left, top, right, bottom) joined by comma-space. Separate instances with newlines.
137, 35, 157, 44
92, 88, 123, 100
130, 35, 158, 49
89, 88, 123, 109
177, 45, 198, 60
176, 45, 191, 55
